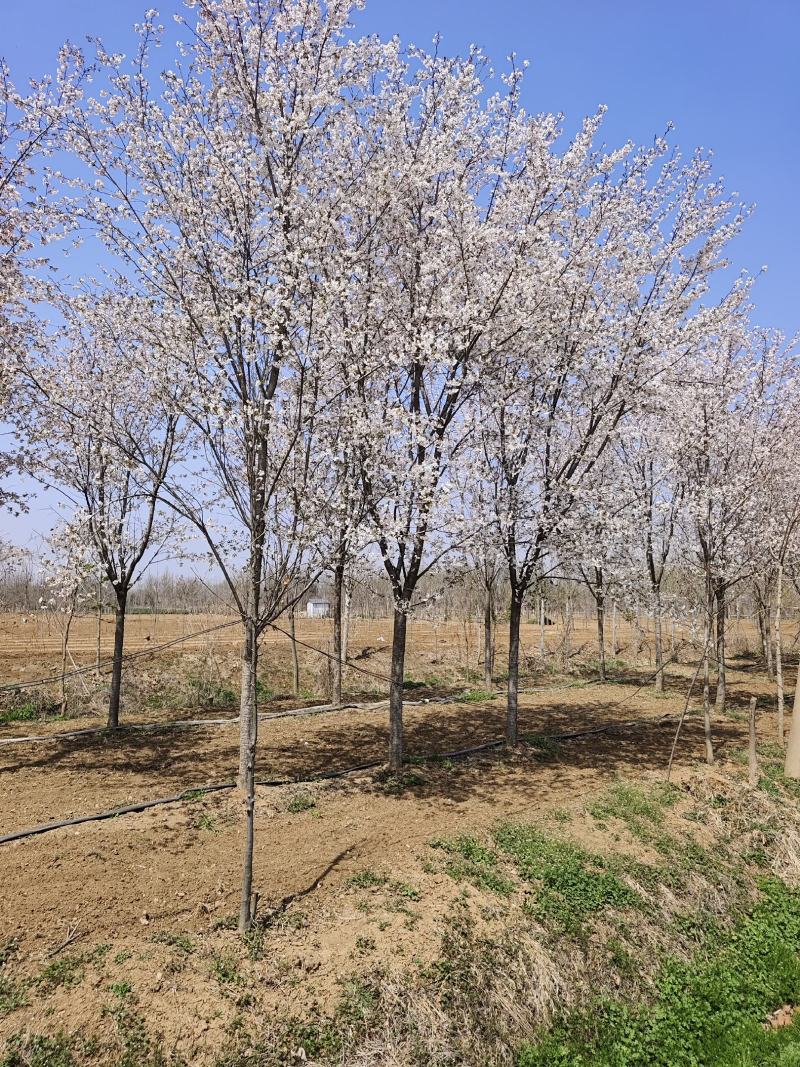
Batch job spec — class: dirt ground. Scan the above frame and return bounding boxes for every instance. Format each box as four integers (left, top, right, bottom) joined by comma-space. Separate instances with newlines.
0, 648, 785, 1058
0, 611, 794, 1063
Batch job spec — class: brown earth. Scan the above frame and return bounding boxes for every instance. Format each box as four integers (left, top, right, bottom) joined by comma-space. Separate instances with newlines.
0, 611, 794, 1064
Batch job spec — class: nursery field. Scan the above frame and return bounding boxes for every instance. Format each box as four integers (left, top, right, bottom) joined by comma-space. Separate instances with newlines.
2, 610, 800, 1065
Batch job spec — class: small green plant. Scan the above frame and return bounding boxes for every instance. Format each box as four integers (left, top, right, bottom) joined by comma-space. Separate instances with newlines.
348, 869, 389, 890
0, 703, 40, 724
354, 935, 376, 955
151, 932, 194, 954
518, 879, 800, 1067
108, 980, 133, 999
195, 813, 218, 832
523, 734, 562, 759
286, 793, 317, 814
495, 824, 641, 933
0, 1032, 84, 1067
456, 689, 495, 703
430, 835, 515, 896
211, 953, 243, 986
376, 769, 425, 794
33, 954, 86, 995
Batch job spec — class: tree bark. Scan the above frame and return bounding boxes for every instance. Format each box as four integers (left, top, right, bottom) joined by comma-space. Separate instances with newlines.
595, 592, 606, 683
388, 606, 408, 772
289, 605, 300, 698
748, 696, 758, 787
60, 601, 75, 717
506, 592, 523, 747
332, 552, 345, 706
95, 580, 102, 680
483, 586, 494, 688
714, 580, 726, 714
653, 586, 664, 692
784, 668, 800, 779
238, 615, 258, 933
611, 601, 618, 658
539, 596, 546, 657
774, 563, 785, 748
107, 587, 128, 729
702, 580, 714, 765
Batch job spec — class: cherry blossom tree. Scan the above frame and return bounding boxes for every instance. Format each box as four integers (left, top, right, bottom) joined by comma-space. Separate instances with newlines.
15, 288, 183, 728
327, 50, 567, 771
43, 0, 398, 929
477, 121, 746, 746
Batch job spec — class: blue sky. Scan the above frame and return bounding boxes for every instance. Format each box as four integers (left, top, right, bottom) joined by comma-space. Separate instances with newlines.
2, 1, 798, 544
4, 0, 798, 335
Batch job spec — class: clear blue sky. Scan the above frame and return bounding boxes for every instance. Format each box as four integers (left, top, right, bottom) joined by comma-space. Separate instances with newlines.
3, 0, 798, 336
2, 1, 798, 546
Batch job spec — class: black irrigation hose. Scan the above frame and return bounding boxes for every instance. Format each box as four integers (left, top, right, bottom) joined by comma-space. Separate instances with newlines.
0, 715, 682, 847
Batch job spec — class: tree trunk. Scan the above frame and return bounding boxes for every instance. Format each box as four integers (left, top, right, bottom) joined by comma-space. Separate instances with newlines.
95, 580, 102, 679
341, 581, 351, 671
238, 615, 259, 933
611, 602, 618, 658
595, 592, 606, 683
653, 586, 664, 692
775, 563, 785, 748
702, 577, 714, 764
289, 605, 300, 698
714, 581, 726, 714
506, 593, 523, 747
748, 696, 758, 787
60, 602, 75, 717
332, 553, 345, 706
388, 606, 408, 772
483, 586, 494, 688
107, 588, 128, 729
539, 597, 546, 657
784, 668, 800, 779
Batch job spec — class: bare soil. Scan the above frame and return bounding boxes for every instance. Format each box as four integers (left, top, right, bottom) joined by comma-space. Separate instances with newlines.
0, 612, 791, 1064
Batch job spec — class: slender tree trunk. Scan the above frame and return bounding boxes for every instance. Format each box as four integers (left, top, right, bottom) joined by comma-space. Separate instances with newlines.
60, 603, 75, 717
507, 592, 523, 747
95, 580, 102, 680
775, 563, 785, 748
332, 553, 345, 706
539, 597, 546, 657
765, 604, 774, 679
748, 696, 758, 787
703, 582, 714, 765
341, 581, 351, 671
238, 615, 259, 933
483, 585, 494, 688
595, 593, 606, 683
107, 587, 128, 729
611, 601, 618, 658
388, 605, 408, 772
784, 667, 800, 779
653, 585, 664, 692
289, 605, 300, 698
714, 581, 726, 714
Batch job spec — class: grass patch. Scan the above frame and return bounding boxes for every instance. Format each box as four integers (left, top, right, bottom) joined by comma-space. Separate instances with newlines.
523, 734, 563, 759
430, 835, 515, 896
495, 824, 641, 934
456, 689, 495, 703
286, 793, 317, 814
588, 781, 680, 851
151, 932, 194, 955
347, 869, 389, 890
518, 878, 800, 1066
